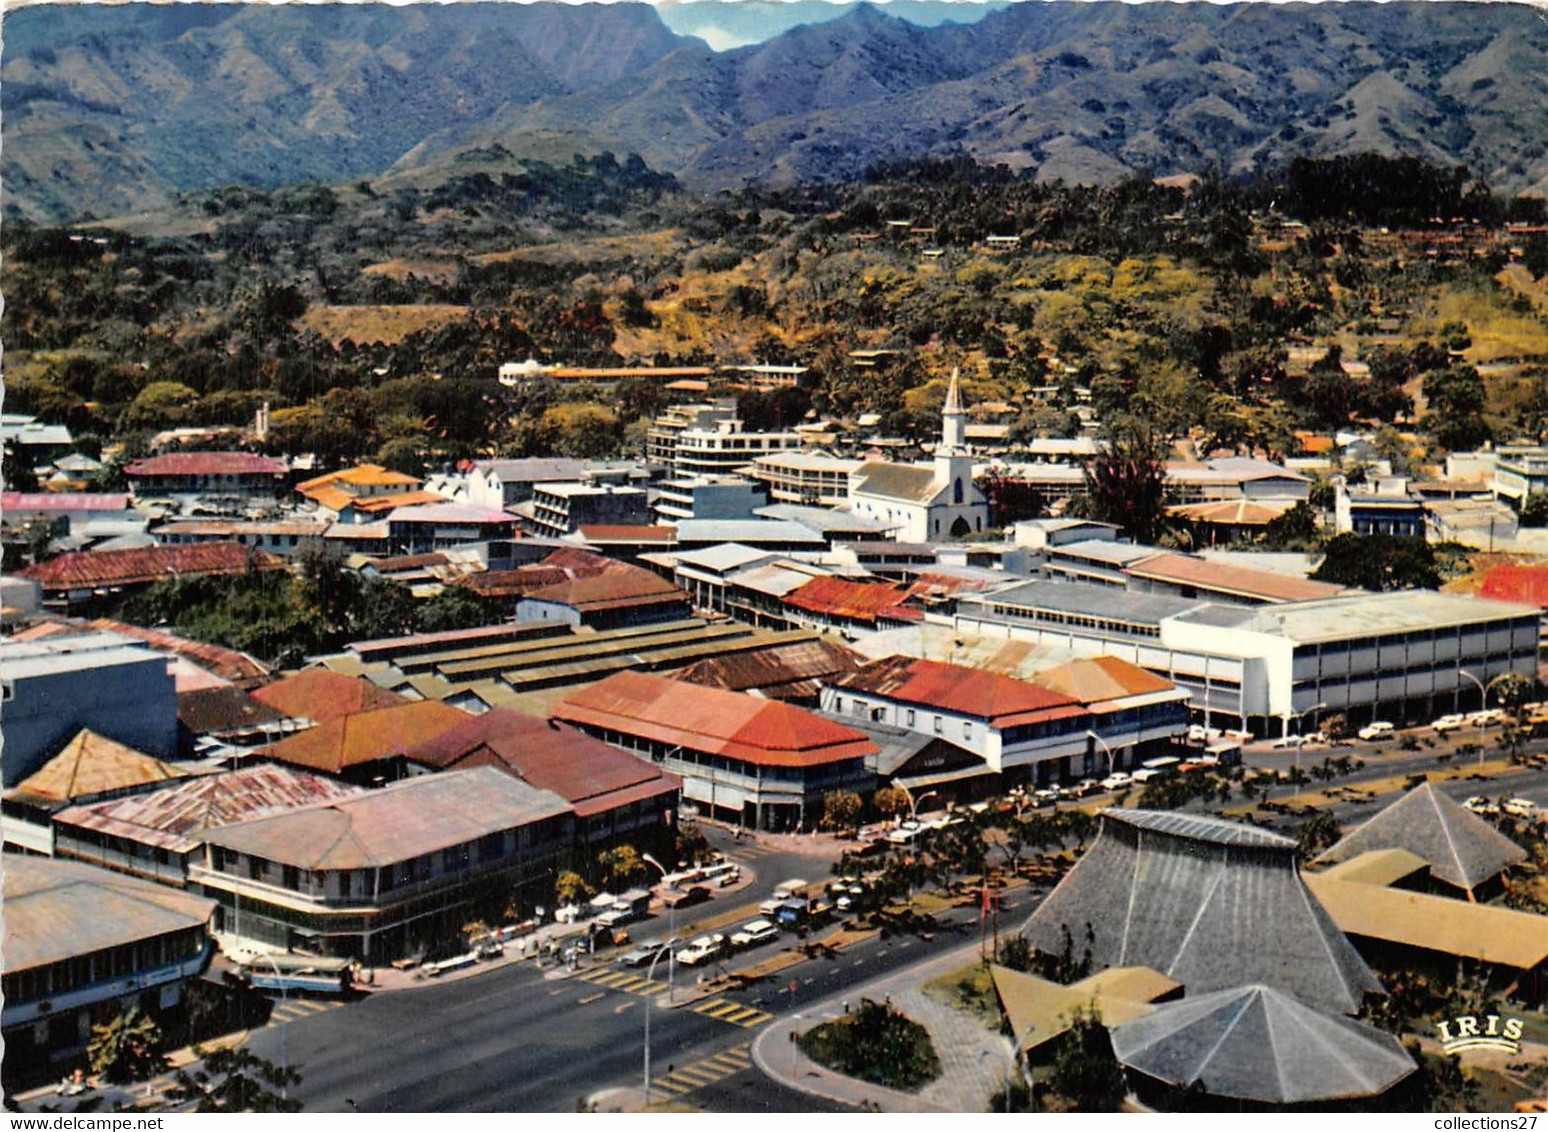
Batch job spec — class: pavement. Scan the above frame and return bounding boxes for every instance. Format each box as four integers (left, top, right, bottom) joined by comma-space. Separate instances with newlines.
748, 938, 1016, 1114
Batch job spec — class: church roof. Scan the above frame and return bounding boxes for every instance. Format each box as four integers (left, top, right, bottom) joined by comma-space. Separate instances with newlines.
852, 462, 942, 503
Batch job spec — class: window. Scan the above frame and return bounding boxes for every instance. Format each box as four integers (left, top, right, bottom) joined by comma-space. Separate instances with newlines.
339, 871, 352, 900
963, 722, 973, 740
834, 697, 844, 713
934, 715, 943, 734
905, 708, 916, 726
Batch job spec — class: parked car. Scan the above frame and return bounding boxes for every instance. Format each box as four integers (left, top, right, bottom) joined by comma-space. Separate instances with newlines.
661, 885, 712, 910
675, 934, 726, 967
1463, 796, 1499, 816
1100, 772, 1133, 792
618, 939, 671, 968
728, 920, 780, 950
1502, 798, 1539, 820
1467, 709, 1506, 727
1431, 714, 1467, 733
1032, 787, 1060, 807
1357, 721, 1395, 741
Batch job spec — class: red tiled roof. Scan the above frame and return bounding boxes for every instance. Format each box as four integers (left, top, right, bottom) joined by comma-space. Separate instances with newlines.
252, 668, 410, 723
552, 671, 876, 768
124, 451, 287, 477
835, 656, 1087, 728
784, 576, 924, 624
19, 542, 286, 591
1124, 553, 1345, 604
1032, 656, 1185, 709
260, 700, 472, 774
1478, 565, 1548, 609
459, 566, 571, 598
2, 493, 131, 512
398, 709, 679, 817
87, 619, 272, 689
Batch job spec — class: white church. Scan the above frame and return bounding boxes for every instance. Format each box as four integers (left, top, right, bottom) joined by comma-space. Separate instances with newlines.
848, 369, 992, 542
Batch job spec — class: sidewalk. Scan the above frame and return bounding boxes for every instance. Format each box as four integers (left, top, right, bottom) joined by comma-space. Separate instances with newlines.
749, 939, 1015, 1114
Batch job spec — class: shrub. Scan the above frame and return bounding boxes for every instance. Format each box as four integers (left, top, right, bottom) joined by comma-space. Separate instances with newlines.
797, 998, 941, 1091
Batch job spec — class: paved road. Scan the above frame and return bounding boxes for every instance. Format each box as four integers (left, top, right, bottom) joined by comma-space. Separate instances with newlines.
241, 877, 1042, 1112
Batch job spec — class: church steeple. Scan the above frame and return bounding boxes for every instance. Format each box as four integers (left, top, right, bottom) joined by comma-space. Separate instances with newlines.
940, 367, 966, 454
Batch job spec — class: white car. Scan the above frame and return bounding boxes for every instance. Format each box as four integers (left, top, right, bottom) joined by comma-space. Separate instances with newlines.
1466, 709, 1506, 727
1357, 721, 1395, 741
1463, 796, 1499, 816
1502, 798, 1539, 820
1100, 772, 1132, 792
728, 920, 780, 950
675, 934, 726, 967
1271, 734, 1313, 749
1431, 714, 1467, 733
1032, 787, 1060, 807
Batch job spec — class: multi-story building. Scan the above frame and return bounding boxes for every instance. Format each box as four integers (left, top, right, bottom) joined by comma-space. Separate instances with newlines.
645, 402, 738, 466
0, 633, 180, 785
673, 418, 803, 479
745, 452, 864, 507
551, 671, 876, 832
953, 583, 1542, 737
651, 475, 767, 523
3, 857, 216, 1073
122, 451, 288, 502
1335, 477, 1427, 537
1492, 445, 1548, 507
190, 766, 574, 960
523, 482, 651, 538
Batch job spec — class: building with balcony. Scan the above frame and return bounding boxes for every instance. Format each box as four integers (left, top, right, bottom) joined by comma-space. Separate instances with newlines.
2, 856, 215, 1073
190, 766, 573, 960
1492, 445, 1548, 507
551, 671, 876, 832
651, 475, 766, 523
521, 481, 651, 539
122, 451, 288, 502
746, 452, 864, 508
673, 417, 802, 479
646, 402, 739, 466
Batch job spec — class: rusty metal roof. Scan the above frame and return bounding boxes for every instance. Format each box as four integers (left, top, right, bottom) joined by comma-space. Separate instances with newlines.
19, 542, 286, 591
259, 699, 471, 774
125, 451, 287, 477
252, 668, 410, 723
6, 730, 199, 808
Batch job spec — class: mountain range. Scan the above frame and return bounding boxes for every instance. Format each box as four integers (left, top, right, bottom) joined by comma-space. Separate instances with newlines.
5, 1, 1548, 224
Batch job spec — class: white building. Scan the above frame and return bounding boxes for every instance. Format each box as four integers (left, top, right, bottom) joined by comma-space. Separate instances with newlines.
849, 370, 991, 541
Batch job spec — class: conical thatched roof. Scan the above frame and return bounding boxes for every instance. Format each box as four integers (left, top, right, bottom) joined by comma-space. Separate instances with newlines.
1022, 809, 1382, 1014
1110, 984, 1416, 1104
1314, 782, 1526, 894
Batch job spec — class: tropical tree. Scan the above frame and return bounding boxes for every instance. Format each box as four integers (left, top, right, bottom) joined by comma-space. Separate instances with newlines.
1082, 417, 1168, 544
554, 871, 596, 906
88, 1007, 168, 1084
596, 844, 645, 890
1048, 1008, 1127, 1112
874, 786, 912, 822
170, 1046, 302, 1113
821, 790, 863, 832
1296, 812, 1342, 862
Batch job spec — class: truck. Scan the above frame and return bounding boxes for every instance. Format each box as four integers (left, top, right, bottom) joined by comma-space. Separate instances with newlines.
775, 897, 833, 930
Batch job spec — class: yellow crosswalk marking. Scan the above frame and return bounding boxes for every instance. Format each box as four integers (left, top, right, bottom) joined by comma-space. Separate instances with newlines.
651, 1079, 692, 1096
721, 1007, 763, 1024
693, 998, 729, 1014
707, 1002, 746, 1019
669, 1065, 725, 1085
577, 968, 610, 984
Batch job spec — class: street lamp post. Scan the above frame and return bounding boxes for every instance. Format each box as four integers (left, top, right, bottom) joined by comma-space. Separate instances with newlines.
906, 789, 939, 824
1292, 702, 1326, 802
641, 934, 680, 1108
641, 853, 676, 1006
1085, 731, 1113, 778
1459, 669, 1487, 715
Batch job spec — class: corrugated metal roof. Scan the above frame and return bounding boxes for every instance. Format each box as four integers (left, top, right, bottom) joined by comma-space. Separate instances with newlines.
6, 730, 198, 807
260, 699, 471, 774
4, 856, 216, 973
252, 668, 411, 722
552, 671, 875, 768
88, 618, 272, 688
672, 638, 865, 695
200, 766, 570, 869
835, 656, 1086, 727
178, 686, 289, 735
54, 763, 364, 855
125, 451, 287, 477
784, 576, 925, 623
1111, 985, 1414, 1104
1125, 552, 1347, 604
2, 492, 130, 512
1315, 783, 1527, 893
1023, 810, 1380, 1014
851, 462, 941, 503
1032, 655, 1184, 706
1479, 565, 1548, 608
19, 542, 286, 590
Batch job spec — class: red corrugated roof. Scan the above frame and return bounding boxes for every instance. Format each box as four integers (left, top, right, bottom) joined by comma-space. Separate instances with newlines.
522, 563, 686, 611
399, 709, 679, 815
552, 671, 876, 768
252, 668, 410, 722
836, 656, 1087, 727
86, 619, 272, 688
784, 576, 925, 623
576, 525, 678, 542
125, 451, 287, 477
19, 542, 286, 590
1479, 566, 1548, 609
261, 700, 471, 774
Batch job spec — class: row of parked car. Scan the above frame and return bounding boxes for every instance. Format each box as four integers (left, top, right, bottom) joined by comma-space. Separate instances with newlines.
617, 917, 783, 970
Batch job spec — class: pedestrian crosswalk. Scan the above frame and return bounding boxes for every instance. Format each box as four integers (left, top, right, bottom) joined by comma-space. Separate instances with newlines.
648, 1042, 753, 1101
721, 842, 772, 863
575, 968, 667, 996
266, 998, 343, 1027
691, 997, 774, 1029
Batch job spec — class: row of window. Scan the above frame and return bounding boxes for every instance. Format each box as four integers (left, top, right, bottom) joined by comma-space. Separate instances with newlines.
3, 927, 204, 1004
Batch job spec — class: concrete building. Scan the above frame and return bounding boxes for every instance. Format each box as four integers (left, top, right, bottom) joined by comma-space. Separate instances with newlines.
522, 481, 651, 539
652, 475, 767, 524
154, 518, 331, 558
953, 583, 1541, 736
1493, 445, 1548, 507
848, 371, 991, 541
745, 452, 864, 508
0, 633, 180, 785
1335, 477, 1427, 537
646, 402, 738, 466
2, 856, 215, 1074
386, 503, 518, 554
190, 766, 573, 960
551, 671, 876, 831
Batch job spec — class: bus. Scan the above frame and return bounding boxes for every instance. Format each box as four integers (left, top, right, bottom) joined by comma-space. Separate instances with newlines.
237, 954, 353, 996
